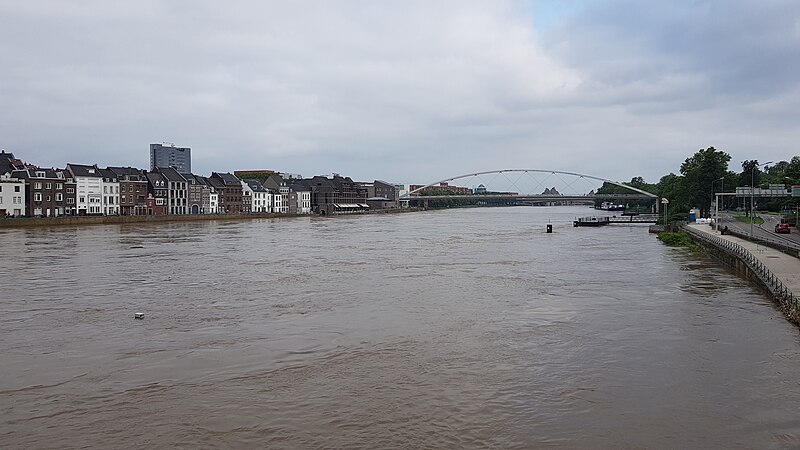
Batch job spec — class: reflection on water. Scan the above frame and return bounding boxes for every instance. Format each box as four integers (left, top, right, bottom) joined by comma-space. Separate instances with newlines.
1, 207, 799, 448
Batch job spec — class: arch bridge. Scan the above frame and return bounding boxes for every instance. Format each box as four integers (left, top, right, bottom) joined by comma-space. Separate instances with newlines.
401, 169, 658, 209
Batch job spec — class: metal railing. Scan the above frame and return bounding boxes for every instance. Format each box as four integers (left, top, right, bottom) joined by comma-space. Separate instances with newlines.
721, 227, 800, 257
683, 226, 799, 320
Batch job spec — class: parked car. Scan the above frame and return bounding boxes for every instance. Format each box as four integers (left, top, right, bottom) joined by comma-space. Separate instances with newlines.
775, 223, 791, 234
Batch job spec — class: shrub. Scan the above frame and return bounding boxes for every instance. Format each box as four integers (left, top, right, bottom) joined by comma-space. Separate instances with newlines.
656, 231, 700, 251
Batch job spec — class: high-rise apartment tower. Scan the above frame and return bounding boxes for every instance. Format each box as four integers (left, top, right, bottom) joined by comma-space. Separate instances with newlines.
150, 143, 191, 173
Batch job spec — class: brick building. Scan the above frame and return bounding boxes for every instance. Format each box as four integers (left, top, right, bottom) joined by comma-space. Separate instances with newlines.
145, 171, 168, 215
299, 174, 368, 215
12, 168, 74, 217
210, 172, 244, 213
109, 167, 148, 216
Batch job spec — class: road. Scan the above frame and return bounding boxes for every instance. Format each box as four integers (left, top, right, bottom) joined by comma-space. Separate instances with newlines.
715, 211, 800, 250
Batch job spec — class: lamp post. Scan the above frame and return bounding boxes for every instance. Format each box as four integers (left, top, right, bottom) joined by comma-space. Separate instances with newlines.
750, 160, 773, 238
713, 176, 724, 232
661, 197, 669, 228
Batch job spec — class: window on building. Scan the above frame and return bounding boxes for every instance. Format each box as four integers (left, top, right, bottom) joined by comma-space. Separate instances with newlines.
45, 183, 52, 189
15, 186, 20, 192
34, 182, 42, 189
56, 183, 63, 190
67, 198, 74, 204
46, 195, 51, 202
34, 193, 42, 202
56, 193, 63, 202
79, 196, 85, 203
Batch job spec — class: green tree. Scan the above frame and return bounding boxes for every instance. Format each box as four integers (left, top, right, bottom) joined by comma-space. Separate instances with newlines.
656, 173, 689, 215
680, 147, 731, 217
786, 156, 800, 183
739, 160, 762, 188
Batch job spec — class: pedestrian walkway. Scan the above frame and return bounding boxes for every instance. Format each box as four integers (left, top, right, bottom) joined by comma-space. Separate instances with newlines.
686, 223, 800, 298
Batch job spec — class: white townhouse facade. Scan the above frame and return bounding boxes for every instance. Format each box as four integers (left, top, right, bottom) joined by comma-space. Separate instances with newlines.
243, 179, 273, 213
208, 191, 218, 213
269, 188, 284, 213
67, 164, 104, 215
241, 180, 254, 212
0, 174, 26, 216
99, 168, 120, 215
158, 167, 188, 215
289, 189, 311, 214
297, 190, 311, 214
286, 181, 311, 214
263, 175, 290, 213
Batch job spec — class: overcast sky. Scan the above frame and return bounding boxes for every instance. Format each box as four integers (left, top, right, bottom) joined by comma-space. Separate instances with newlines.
1, 0, 798, 184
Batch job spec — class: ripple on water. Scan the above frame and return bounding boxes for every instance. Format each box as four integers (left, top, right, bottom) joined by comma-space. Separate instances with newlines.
2, 207, 800, 448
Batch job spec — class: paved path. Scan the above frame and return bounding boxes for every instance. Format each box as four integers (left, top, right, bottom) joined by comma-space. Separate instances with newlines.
687, 223, 800, 297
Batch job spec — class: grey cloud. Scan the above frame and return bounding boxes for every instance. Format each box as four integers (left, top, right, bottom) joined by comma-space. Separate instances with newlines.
0, 0, 797, 185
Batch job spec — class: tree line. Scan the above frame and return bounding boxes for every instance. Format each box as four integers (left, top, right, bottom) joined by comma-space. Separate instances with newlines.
597, 147, 800, 221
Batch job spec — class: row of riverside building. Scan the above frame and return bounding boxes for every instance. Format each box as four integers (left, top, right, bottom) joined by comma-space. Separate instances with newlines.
0, 149, 409, 218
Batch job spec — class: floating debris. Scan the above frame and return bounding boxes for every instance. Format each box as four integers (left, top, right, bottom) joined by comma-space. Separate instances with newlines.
134, 313, 144, 319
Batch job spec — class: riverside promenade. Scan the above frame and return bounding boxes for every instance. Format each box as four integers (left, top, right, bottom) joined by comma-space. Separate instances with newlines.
686, 223, 800, 322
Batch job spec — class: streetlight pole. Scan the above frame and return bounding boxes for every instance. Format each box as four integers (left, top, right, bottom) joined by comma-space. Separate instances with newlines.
750, 160, 773, 239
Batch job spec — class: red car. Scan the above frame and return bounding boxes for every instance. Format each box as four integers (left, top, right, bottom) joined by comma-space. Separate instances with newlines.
775, 223, 791, 234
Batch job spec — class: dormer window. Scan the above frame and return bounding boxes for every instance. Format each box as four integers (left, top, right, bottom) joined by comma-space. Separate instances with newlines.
88, 169, 95, 174
36, 171, 45, 177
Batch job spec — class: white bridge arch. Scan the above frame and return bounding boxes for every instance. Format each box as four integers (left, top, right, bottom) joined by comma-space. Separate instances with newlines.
402, 169, 657, 199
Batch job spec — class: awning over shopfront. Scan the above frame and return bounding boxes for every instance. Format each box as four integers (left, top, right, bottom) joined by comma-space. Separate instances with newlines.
333, 203, 367, 208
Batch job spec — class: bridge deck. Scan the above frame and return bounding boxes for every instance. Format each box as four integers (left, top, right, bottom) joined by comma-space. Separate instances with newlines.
403, 194, 657, 201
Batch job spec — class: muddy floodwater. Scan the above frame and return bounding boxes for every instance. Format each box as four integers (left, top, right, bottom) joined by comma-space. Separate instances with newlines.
2, 206, 800, 448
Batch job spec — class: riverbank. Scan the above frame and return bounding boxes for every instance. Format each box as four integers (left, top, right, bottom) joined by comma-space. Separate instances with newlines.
0, 212, 296, 228
684, 223, 800, 325
0, 207, 425, 229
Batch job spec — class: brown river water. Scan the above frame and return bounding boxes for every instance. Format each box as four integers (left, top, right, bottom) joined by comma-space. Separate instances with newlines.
2, 206, 800, 449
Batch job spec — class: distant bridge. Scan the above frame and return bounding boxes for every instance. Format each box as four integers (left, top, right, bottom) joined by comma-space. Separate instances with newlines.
401, 169, 658, 207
